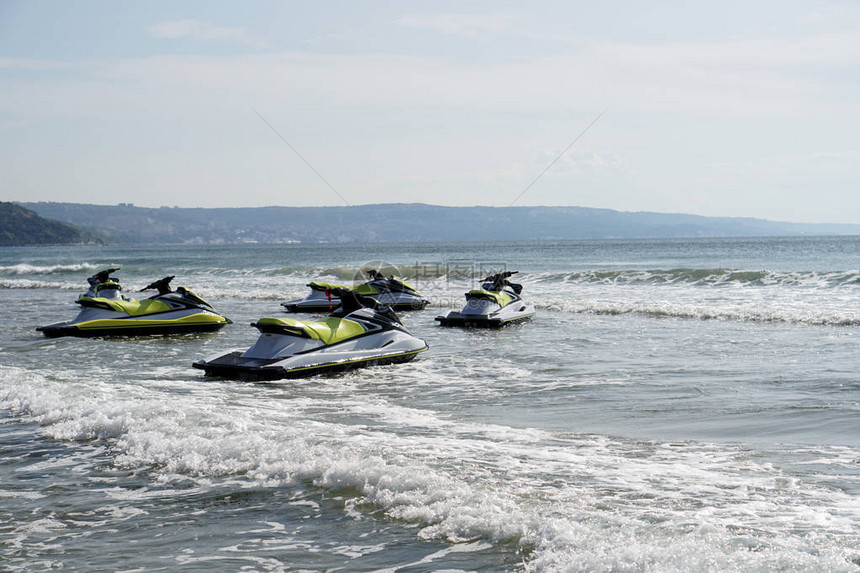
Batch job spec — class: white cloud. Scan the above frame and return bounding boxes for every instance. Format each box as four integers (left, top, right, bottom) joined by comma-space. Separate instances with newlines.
769, 149, 860, 167
608, 33, 860, 68
396, 13, 514, 37
7, 29, 860, 124
147, 20, 255, 45
798, 12, 825, 25
4, 23, 860, 218
0, 58, 77, 70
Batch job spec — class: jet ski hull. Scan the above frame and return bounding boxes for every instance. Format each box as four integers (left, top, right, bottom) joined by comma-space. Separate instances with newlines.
281, 300, 338, 313
435, 311, 534, 328
193, 345, 427, 380
37, 313, 231, 338
282, 295, 429, 313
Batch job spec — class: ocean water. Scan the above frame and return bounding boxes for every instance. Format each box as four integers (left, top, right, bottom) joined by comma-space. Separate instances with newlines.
0, 237, 858, 572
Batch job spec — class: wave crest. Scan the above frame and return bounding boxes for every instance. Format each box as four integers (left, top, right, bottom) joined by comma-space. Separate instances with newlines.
536, 268, 860, 288
0, 263, 99, 276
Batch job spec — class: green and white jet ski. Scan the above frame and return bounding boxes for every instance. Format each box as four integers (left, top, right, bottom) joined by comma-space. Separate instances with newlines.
281, 270, 429, 313
436, 271, 535, 328
37, 268, 231, 337
195, 288, 428, 380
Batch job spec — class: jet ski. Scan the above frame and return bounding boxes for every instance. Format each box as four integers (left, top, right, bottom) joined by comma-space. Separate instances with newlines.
435, 271, 535, 328
194, 288, 428, 380
37, 268, 231, 337
281, 270, 430, 313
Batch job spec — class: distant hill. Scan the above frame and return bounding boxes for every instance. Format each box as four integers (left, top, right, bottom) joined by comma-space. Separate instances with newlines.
0, 202, 100, 246
20, 202, 860, 245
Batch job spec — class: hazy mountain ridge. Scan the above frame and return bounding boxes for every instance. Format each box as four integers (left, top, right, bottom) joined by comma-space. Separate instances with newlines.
0, 202, 100, 246
20, 202, 860, 245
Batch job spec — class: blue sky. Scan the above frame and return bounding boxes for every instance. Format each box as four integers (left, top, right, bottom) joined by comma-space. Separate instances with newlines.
1, 1, 859, 223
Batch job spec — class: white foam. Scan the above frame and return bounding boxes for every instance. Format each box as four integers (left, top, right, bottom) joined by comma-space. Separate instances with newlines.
0, 279, 82, 290
0, 490, 46, 500
2, 366, 858, 571
0, 263, 99, 275
527, 281, 860, 326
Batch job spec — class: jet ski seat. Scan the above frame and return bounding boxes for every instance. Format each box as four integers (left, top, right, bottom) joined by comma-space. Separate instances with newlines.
77, 296, 172, 315
466, 289, 513, 307
255, 317, 367, 345
308, 281, 349, 291
354, 283, 380, 295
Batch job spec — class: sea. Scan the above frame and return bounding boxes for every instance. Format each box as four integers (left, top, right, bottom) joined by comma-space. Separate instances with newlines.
0, 237, 858, 572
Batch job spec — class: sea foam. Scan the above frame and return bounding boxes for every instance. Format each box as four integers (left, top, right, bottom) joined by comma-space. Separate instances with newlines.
2, 366, 857, 571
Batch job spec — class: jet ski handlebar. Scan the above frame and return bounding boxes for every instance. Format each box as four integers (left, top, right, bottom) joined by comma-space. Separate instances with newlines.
141, 275, 175, 295
482, 270, 521, 291
329, 287, 379, 310
329, 287, 402, 324
91, 268, 121, 284
482, 270, 518, 282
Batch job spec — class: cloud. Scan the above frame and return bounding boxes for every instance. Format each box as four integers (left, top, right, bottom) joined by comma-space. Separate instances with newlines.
3, 28, 860, 213
772, 149, 860, 165
7, 25, 860, 124
147, 20, 255, 45
798, 12, 825, 25
396, 13, 514, 37
5, 27, 860, 131
0, 58, 78, 70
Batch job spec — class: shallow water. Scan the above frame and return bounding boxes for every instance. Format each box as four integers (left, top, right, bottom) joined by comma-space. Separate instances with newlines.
1, 237, 858, 571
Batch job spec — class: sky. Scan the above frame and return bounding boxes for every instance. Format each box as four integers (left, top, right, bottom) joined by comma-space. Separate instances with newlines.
1, 1, 859, 223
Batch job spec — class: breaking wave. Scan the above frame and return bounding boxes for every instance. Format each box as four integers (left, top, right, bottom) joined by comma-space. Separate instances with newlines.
534, 268, 860, 288
0, 279, 83, 290
533, 298, 860, 326
0, 263, 100, 276
1, 366, 857, 572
